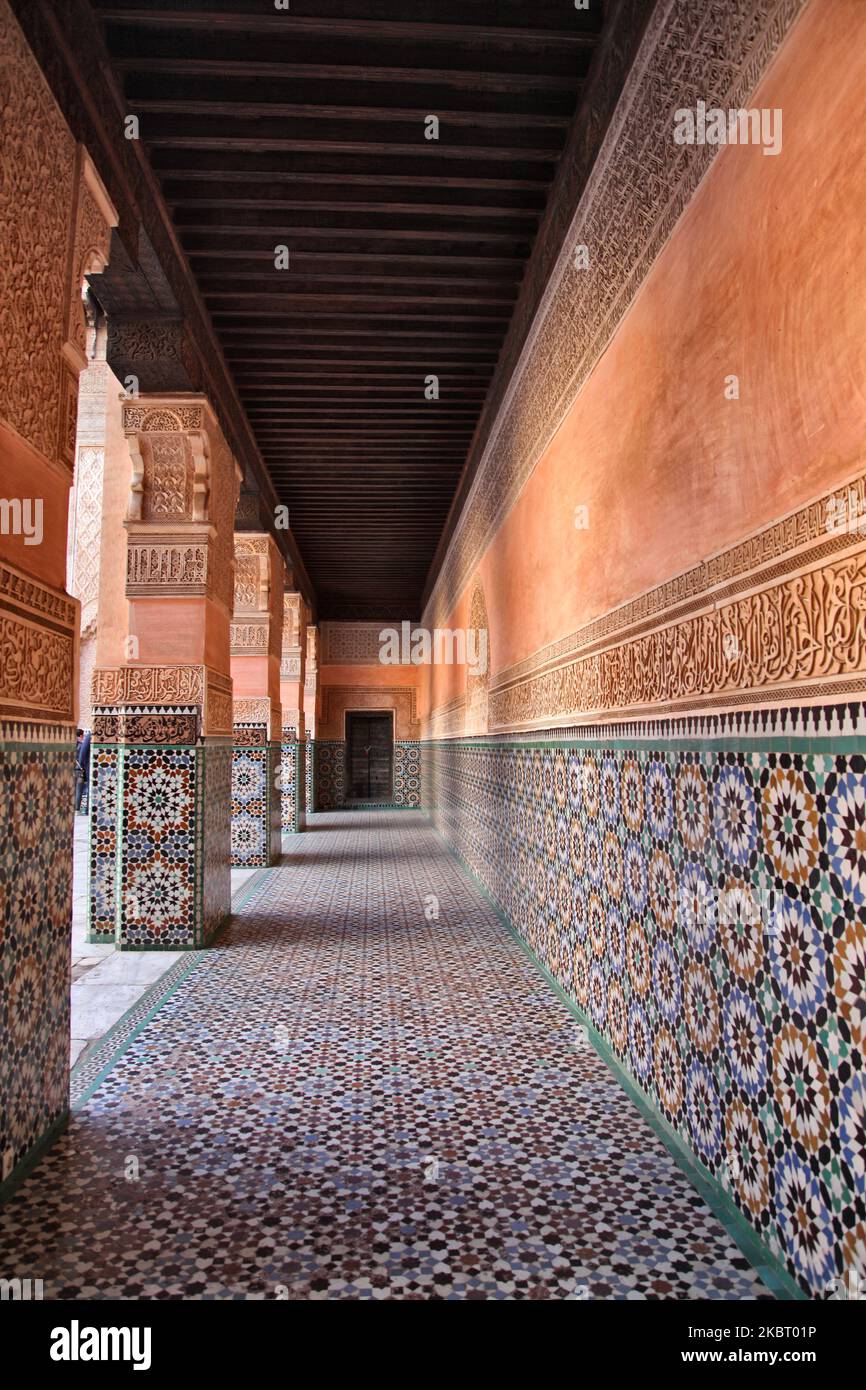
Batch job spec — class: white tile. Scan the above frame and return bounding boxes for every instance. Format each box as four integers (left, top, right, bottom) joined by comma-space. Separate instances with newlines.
70, 983, 146, 1042
84, 952, 181, 987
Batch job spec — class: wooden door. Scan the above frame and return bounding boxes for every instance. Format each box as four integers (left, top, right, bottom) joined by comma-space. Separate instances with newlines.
347, 713, 393, 801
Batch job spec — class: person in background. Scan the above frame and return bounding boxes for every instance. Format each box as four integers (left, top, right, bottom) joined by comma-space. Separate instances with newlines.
75, 727, 91, 814
73, 729, 83, 808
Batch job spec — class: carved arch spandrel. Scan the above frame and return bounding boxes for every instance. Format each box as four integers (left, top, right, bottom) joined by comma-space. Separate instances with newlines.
465, 580, 491, 737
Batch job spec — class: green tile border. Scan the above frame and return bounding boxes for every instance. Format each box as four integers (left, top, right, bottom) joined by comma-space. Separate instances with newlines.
418, 735, 859, 756
425, 813, 806, 1303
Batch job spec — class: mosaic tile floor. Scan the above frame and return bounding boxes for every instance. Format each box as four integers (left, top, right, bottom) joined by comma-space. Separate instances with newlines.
0, 812, 774, 1299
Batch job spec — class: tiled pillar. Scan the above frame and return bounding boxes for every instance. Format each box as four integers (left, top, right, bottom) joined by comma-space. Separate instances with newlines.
279, 591, 307, 833
304, 624, 319, 810
230, 532, 284, 866
0, 3, 117, 1184
89, 394, 241, 948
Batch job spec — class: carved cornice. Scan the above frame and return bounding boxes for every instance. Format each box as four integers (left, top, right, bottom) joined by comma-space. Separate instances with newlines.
120, 394, 241, 610
123, 396, 217, 528
422, 0, 811, 629
126, 532, 210, 596
233, 533, 271, 616
0, 561, 78, 723
233, 695, 281, 740
231, 622, 269, 655
425, 471, 866, 736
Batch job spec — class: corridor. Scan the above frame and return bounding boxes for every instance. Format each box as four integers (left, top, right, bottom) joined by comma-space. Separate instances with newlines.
1, 0, 863, 1322
0, 813, 771, 1300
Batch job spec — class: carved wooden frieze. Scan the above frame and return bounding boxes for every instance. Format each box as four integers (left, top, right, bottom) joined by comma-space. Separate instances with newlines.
106, 318, 202, 395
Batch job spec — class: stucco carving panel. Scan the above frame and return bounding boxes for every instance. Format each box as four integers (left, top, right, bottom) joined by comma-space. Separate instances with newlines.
0, 1, 75, 461
424, 0, 811, 628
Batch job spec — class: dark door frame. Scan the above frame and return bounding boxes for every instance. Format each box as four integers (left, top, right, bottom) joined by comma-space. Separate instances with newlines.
344, 709, 395, 803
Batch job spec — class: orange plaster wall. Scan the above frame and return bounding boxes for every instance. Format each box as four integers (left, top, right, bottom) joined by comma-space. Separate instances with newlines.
127, 596, 230, 675
0, 426, 71, 589
426, 0, 866, 714
319, 661, 421, 738
280, 677, 302, 711
320, 662, 421, 691
304, 685, 317, 736
231, 654, 273, 698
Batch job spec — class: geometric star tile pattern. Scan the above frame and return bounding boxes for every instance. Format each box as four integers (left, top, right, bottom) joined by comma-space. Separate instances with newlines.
0, 811, 775, 1300
424, 742, 866, 1298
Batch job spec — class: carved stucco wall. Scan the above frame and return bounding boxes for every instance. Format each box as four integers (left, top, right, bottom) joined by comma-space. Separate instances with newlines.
422, 0, 815, 639
422, 0, 864, 739
318, 684, 420, 743
0, 1, 76, 464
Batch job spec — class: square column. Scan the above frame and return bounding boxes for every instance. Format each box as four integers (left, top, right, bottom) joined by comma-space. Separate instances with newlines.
230, 533, 284, 865
304, 624, 319, 810
279, 591, 307, 833
89, 394, 241, 948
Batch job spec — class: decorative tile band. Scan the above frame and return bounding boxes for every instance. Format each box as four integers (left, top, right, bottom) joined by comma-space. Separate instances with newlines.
231, 740, 281, 865
312, 739, 422, 811
0, 740, 75, 1178
89, 739, 232, 947
280, 733, 304, 833
422, 718, 866, 1298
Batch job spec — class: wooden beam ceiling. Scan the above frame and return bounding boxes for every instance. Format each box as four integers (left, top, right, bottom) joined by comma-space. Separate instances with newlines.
92, 0, 614, 618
